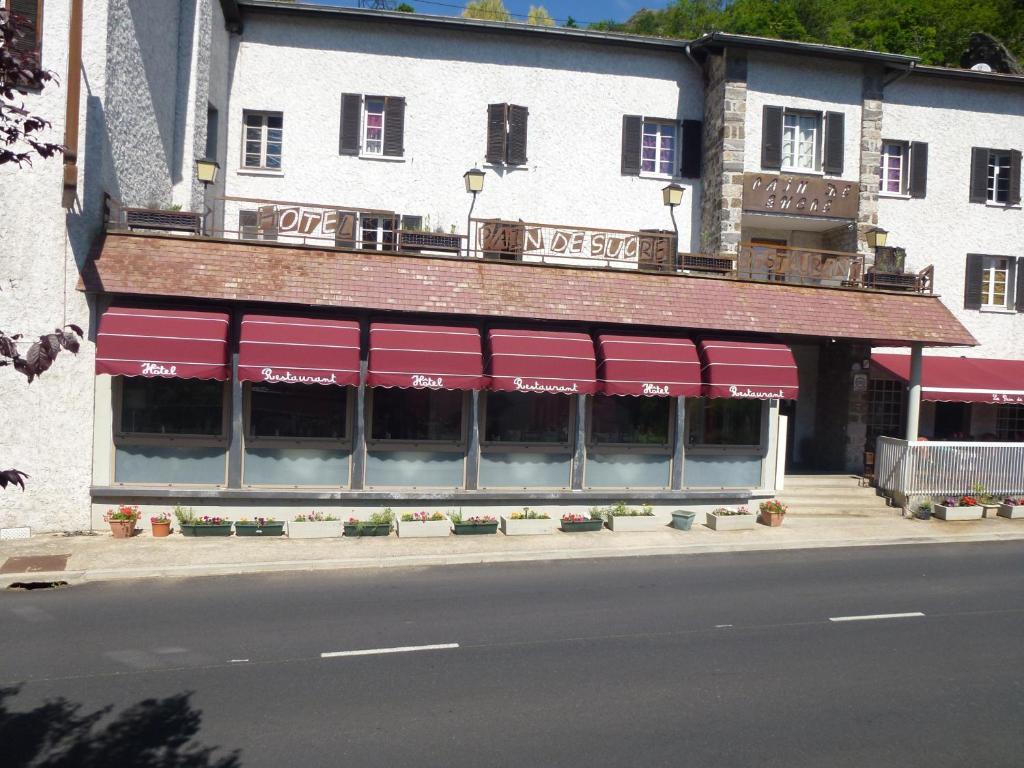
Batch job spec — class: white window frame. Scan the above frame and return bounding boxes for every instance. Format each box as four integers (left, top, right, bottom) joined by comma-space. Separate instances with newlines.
241, 111, 283, 170
639, 119, 677, 178
781, 110, 821, 173
358, 214, 395, 251
879, 140, 909, 196
987, 150, 1012, 204
981, 255, 1012, 309
361, 96, 386, 157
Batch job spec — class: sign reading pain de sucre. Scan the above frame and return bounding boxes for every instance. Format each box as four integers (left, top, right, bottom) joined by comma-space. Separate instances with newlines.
742, 173, 859, 220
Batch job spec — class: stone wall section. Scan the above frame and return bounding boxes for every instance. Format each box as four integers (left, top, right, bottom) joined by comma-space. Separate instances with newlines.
856, 67, 884, 254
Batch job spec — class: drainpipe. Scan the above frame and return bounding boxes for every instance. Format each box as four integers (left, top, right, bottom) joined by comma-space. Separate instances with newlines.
62, 0, 83, 203
882, 60, 917, 91
683, 42, 702, 72
905, 343, 923, 441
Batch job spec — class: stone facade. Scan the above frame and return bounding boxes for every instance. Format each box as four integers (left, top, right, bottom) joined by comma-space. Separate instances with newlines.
856, 67, 885, 253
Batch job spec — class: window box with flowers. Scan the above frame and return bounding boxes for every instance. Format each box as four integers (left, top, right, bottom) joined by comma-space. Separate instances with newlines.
598, 502, 663, 532
560, 512, 604, 533
288, 512, 343, 539
933, 496, 983, 521
150, 511, 172, 538
451, 512, 499, 535
706, 506, 756, 531
396, 511, 450, 538
175, 506, 233, 537
235, 517, 284, 537
997, 497, 1024, 519
500, 508, 555, 536
344, 509, 394, 537
104, 505, 141, 539
758, 500, 788, 527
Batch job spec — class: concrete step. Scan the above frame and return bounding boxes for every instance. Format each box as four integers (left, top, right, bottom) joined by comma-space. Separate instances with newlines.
783, 474, 866, 489
777, 491, 890, 507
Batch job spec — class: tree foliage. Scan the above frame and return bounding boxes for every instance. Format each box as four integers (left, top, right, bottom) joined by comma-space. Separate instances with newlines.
527, 6, 555, 27
462, 0, 511, 23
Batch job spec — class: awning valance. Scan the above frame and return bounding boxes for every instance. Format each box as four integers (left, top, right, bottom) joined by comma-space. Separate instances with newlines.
698, 339, 799, 400
872, 353, 1024, 404
487, 329, 597, 394
595, 334, 701, 397
96, 306, 229, 380
239, 315, 360, 386
367, 322, 485, 390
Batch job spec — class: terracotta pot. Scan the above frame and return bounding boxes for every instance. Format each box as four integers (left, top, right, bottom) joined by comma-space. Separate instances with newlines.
760, 512, 785, 527
151, 520, 171, 538
108, 519, 137, 539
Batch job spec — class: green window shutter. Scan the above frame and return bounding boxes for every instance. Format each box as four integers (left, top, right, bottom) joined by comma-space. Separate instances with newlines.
382, 96, 405, 158
969, 147, 989, 203
963, 253, 984, 310
909, 142, 928, 198
761, 106, 783, 170
339, 93, 362, 156
823, 112, 844, 175
506, 105, 528, 166
1008, 149, 1021, 205
486, 104, 508, 165
621, 114, 642, 175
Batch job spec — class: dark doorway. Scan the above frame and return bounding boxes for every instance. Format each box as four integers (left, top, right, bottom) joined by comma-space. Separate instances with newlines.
933, 402, 970, 440
780, 398, 798, 470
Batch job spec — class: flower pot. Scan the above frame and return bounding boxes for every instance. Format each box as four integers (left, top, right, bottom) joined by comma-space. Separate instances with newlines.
997, 504, 1024, 519
453, 522, 498, 535
607, 515, 663, 532
671, 510, 696, 531
560, 519, 604, 533
396, 519, 450, 538
235, 522, 285, 537
933, 504, 982, 521
343, 522, 392, 537
287, 520, 344, 539
706, 512, 756, 531
180, 523, 233, 537
500, 516, 555, 536
759, 511, 785, 527
108, 520, 137, 539
151, 520, 171, 538
915, 509, 933, 521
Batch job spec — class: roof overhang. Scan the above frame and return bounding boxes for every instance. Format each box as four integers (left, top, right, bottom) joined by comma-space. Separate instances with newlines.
689, 31, 917, 69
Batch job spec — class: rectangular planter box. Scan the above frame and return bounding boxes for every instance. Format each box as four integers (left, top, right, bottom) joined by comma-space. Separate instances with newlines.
287, 520, 344, 539
343, 522, 392, 537
453, 522, 499, 535
560, 519, 604, 533
396, 519, 450, 538
235, 523, 285, 537
706, 512, 757, 531
500, 516, 556, 536
180, 523, 233, 537
997, 504, 1024, 519
933, 504, 983, 521
607, 515, 664, 532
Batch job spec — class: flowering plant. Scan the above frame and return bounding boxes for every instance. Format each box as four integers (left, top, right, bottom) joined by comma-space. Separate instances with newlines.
1003, 497, 1022, 506
196, 515, 230, 526
295, 512, 338, 522
941, 497, 958, 507
511, 507, 549, 520
759, 500, 788, 516
105, 505, 141, 522
958, 495, 978, 507
237, 517, 277, 526
401, 511, 446, 522
150, 511, 171, 524
561, 513, 590, 522
712, 506, 750, 516
466, 515, 497, 524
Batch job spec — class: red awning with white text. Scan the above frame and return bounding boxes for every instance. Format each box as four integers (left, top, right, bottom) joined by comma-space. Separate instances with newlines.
239, 315, 360, 386
872, 353, 1024, 404
367, 322, 485, 390
596, 334, 701, 397
698, 339, 799, 400
487, 329, 597, 394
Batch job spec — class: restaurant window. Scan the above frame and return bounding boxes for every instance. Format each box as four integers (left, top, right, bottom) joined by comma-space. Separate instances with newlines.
242, 111, 283, 170
119, 378, 224, 437
867, 379, 904, 444
685, 398, 761, 447
997, 404, 1024, 441
590, 395, 670, 446
248, 383, 348, 440
484, 392, 571, 444
359, 214, 395, 251
879, 141, 907, 195
370, 388, 463, 442
641, 119, 676, 176
782, 111, 820, 172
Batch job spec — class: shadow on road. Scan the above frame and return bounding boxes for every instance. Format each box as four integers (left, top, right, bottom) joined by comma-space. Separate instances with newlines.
0, 685, 240, 768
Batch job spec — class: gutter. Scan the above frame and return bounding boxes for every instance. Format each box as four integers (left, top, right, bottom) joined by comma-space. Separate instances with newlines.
690, 31, 918, 67
883, 60, 916, 89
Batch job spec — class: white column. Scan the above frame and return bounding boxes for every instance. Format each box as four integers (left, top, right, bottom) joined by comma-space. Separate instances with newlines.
905, 343, 923, 440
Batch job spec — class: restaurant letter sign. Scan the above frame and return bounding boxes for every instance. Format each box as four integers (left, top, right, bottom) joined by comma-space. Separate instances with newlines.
742, 173, 859, 220
258, 205, 362, 240
478, 220, 673, 265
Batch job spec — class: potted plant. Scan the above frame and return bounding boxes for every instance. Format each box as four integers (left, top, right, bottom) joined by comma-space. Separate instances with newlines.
344, 509, 394, 537
560, 512, 604, 533
500, 507, 555, 536
933, 495, 983, 521
706, 506, 757, 531
288, 511, 343, 539
104, 505, 140, 539
396, 511, 450, 538
601, 502, 663, 532
758, 499, 787, 527
235, 517, 285, 537
176, 507, 233, 537
150, 511, 172, 538
998, 497, 1024, 519
451, 511, 499, 535
915, 499, 933, 520
670, 509, 696, 531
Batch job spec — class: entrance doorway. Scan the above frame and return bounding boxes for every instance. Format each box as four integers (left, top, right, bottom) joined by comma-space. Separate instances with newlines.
933, 402, 970, 440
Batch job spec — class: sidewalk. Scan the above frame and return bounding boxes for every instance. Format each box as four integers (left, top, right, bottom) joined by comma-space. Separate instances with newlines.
3, 515, 1024, 587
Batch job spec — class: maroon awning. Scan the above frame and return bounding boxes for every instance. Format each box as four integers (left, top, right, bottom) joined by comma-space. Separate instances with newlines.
872, 353, 1024, 404
596, 334, 700, 397
366, 322, 485, 390
698, 338, 799, 399
95, 306, 229, 380
239, 315, 360, 386
488, 329, 596, 394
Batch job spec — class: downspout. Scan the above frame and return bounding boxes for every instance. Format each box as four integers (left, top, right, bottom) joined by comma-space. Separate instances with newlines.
62, 0, 83, 203
684, 42, 702, 72
882, 59, 917, 90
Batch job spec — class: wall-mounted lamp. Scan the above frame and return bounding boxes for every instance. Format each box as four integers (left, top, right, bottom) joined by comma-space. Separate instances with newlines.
195, 158, 220, 185
662, 183, 684, 271
464, 168, 486, 256
865, 226, 888, 250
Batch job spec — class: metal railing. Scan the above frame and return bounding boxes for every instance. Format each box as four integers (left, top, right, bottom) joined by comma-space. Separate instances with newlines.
875, 435, 1024, 502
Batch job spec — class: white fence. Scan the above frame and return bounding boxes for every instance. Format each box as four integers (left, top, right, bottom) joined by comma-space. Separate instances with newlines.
875, 436, 1024, 503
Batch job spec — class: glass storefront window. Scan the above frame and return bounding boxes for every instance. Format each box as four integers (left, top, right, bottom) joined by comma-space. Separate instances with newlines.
249, 383, 348, 440
591, 395, 670, 445
686, 398, 762, 447
484, 392, 571, 444
370, 388, 463, 442
120, 378, 224, 436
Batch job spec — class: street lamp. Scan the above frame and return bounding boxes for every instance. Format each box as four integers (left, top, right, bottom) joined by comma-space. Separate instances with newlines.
464, 168, 485, 256
194, 158, 220, 185
865, 226, 888, 249
662, 183, 684, 271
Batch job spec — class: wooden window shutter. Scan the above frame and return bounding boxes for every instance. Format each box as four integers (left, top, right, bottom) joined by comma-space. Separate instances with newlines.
680, 119, 702, 178
382, 96, 405, 157
9, 0, 42, 62
339, 93, 362, 155
823, 112, 844, 175
239, 210, 258, 241
486, 104, 508, 165
761, 106, 783, 170
909, 142, 928, 198
969, 147, 989, 203
1016, 257, 1024, 312
506, 105, 528, 166
1008, 149, 1022, 205
621, 114, 642, 175
1008, 257, 1018, 311
963, 253, 984, 310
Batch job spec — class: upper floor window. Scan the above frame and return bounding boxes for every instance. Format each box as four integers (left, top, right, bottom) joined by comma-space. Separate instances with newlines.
641, 120, 676, 176
242, 111, 282, 170
485, 103, 528, 166
988, 151, 1011, 203
880, 141, 907, 194
340, 93, 406, 159
621, 115, 702, 179
762, 106, 843, 175
964, 253, 1023, 312
363, 97, 385, 155
970, 147, 1021, 205
782, 112, 819, 171
982, 255, 1011, 308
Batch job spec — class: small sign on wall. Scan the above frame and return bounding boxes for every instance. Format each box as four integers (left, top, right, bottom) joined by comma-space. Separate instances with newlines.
853, 373, 868, 392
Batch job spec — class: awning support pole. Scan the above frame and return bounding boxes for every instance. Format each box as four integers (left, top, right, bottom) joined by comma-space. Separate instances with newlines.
350, 320, 369, 490
465, 390, 480, 490
905, 343, 923, 441
571, 395, 587, 490
226, 311, 243, 489
671, 396, 685, 490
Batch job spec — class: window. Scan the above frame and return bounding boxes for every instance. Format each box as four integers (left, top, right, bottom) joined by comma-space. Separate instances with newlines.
880, 141, 907, 194
370, 388, 463, 442
485, 103, 528, 166
359, 214, 395, 251
484, 392, 571, 444
971, 147, 1021, 205
248, 383, 348, 440
685, 398, 761, 447
988, 150, 1011, 203
782, 111, 820, 171
238, 210, 277, 241
340, 93, 405, 158
119, 378, 224, 437
867, 379, 904, 444
591, 396, 670, 446
362, 97, 385, 156
641, 120, 676, 176
981, 255, 1011, 308
997, 405, 1024, 441
242, 111, 282, 170
205, 104, 219, 160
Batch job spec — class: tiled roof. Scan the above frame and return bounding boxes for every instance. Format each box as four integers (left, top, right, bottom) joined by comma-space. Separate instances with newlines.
81, 233, 977, 348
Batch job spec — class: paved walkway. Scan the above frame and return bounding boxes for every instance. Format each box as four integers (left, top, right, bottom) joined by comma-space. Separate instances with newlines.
3, 514, 1024, 587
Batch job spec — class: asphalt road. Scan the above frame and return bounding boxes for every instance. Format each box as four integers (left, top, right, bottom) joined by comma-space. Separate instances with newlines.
1, 542, 1022, 767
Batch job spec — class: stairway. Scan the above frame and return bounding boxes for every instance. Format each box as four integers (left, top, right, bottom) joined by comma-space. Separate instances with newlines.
777, 474, 897, 518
